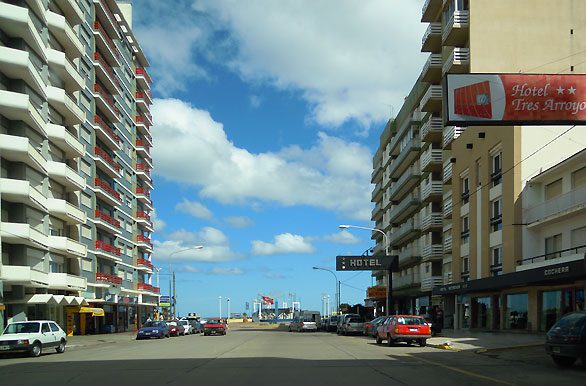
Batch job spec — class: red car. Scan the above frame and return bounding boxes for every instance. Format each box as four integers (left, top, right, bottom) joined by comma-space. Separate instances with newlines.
376, 315, 431, 347
203, 319, 226, 336
167, 321, 186, 336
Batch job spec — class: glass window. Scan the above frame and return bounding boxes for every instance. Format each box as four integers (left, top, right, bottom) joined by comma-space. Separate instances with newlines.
461, 215, 469, 243
541, 290, 562, 332
472, 297, 491, 329
545, 234, 562, 259
491, 199, 502, 231
571, 226, 586, 247
491, 246, 502, 276
505, 293, 528, 330
545, 178, 563, 200
572, 166, 586, 188
461, 176, 470, 203
41, 323, 51, 333
49, 322, 60, 332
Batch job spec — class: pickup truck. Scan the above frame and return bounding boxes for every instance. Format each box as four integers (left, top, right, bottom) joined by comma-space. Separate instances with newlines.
203, 319, 226, 336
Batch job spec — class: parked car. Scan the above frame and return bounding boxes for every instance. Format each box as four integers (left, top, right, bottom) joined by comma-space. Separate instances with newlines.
364, 316, 386, 337
203, 319, 227, 336
167, 321, 186, 336
326, 316, 340, 332
376, 315, 431, 347
189, 319, 203, 334
337, 314, 360, 335
321, 317, 330, 331
339, 315, 365, 335
288, 317, 318, 332
177, 320, 194, 335
137, 321, 170, 339
545, 311, 586, 368
0, 320, 66, 357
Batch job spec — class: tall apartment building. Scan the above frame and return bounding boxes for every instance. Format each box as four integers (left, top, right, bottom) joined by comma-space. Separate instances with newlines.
0, 0, 156, 334
370, 0, 586, 327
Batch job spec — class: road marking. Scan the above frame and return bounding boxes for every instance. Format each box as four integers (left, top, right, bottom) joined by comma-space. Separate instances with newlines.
411, 356, 518, 386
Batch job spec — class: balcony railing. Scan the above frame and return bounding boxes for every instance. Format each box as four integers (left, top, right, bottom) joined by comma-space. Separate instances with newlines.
136, 163, 151, 176
137, 235, 153, 248
95, 240, 121, 256
96, 0, 117, 29
420, 116, 443, 141
93, 21, 119, 58
94, 83, 119, 114
443, 159, 453, 184
421, 276, 443, 291
136, 187, 151, 198
517, 244, 586, 266
93, 51, 120, 88
96, 272, 122, 285
443, 126, 465, 149
94, 177, 120, 201
525, 184, 586, 224
421, 244, 443, 259
136, 139, 151, 151
136, 68, 152, 84
137, 282, 160, 293
136, 211, 151, 221
94, 209, 120, 228
93, 115, 120, 143
137, 258, 154, 269
443, 47, 470, 74
94, 146, 121, 172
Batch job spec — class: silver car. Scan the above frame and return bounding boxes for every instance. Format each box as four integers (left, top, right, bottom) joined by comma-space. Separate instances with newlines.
339, 316, 365, 335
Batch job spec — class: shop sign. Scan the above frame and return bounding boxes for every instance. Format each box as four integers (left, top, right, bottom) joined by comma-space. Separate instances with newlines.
367, 286, 387, 298
544, 266, 570, 276
445, 74, 586, 125
336, 255, 398, 271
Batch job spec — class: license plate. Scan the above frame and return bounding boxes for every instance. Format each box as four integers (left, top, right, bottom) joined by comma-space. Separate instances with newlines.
552, 347, 561, 354
0, 345, 10, 351
144, 332, 151, 335
409, 328, 418, 332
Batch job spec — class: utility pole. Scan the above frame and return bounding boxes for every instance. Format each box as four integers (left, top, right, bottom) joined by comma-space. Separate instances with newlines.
172, 271, 176, 319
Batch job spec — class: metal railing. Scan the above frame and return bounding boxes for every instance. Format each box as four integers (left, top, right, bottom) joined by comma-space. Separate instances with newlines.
516, 244, 586, 265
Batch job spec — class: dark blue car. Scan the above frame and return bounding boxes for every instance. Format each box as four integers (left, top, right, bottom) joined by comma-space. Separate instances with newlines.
136, 321, 170, 339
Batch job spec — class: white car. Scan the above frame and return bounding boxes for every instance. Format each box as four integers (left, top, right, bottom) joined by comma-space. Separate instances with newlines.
0, 320, 67, 357
177, 319, 193, 335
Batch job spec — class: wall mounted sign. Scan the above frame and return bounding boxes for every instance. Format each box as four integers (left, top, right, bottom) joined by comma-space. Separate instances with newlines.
336, 255, 398, 271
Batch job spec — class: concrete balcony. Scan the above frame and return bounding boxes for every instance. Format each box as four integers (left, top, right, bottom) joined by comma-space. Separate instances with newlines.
47, 198, 85, 224
443, 10, 469, 46
95, 272, 122, 285
443, 48, 470, 74
421, 22, 442, 53
93, 21, 120, 67
421, 0, 443, 22
443, 125, 465, 149
420, 116, 443, 143
420, 212, 443, 232
421, 54, 442, 83
389, 165, 421, 202
47, 236, 87, 258
443, 272, 453, 285
135, 115, 151, 136
47, 273, 86, 291
420, 84, 443, 113
388, 137, 421, 178
443, 158, 454, 184
136, 91, 152, 113
525, 184, 586, 227
0, 90, 46, 136
0, 134, 47, 173
389, 219, 421, 246
54, 0, 84, 25
372, 202, 383, 221
46, 161, 85, 191
0, 178, 47, 211
421, 276, 443, 292
93, 178, 121, 206
136, 187, 151, 202
420, 180, 442, 202
371, 165, 383, 184
393, 271, 420, 290
93, 51, 120, 95
388, 193, 420, 224
420, 147, 443, 173
93, 0, 119, 39
46, 86, 85, 125
136, 163, 152, 182
0, 265, 48, 287
46, 123, 84, 158
136, 211, 154, 231
516, 244, 586, 271
0, 46, 45, 98
398, 245, 421, 267
93, 146, 121, 178
93, 115, 121, 151
372, 181, 382, 202
136, 257, 154, 271
94, 209, 122, 235
94, 241, 122, 262
0, 2, 46, 59
443, 233, 452, 253
46, 10, 84, 59
137, 283, 160, 294
47, 48, 84, 94
93, 84, 120, 123
421, 244, 443, 261
136, 235, 153, 249
136, 68, 152, 91
443, 190, 453, 218
0, 222, 48, 249
135, 139, 151, 158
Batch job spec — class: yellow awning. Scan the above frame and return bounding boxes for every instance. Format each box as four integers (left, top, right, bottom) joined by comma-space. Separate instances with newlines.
79, 307, 105, 317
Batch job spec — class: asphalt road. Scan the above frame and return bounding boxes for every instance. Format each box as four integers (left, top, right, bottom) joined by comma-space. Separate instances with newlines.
0, 329, 584, 386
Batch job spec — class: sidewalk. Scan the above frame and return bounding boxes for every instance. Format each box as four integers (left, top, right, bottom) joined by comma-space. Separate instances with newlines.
427, 329, 545, 352
66, 331, 136, 349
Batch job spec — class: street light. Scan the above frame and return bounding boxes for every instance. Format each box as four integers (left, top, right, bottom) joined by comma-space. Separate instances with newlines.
219, 296, 222, 319
312, 266, 339, 314
227, 298, 230, 320
339, 224, 392, 316
168, 245, 204, 319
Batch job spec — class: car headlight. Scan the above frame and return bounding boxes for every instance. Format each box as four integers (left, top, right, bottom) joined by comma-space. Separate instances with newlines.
17, 339, 29, 345
152, 330, 159, 333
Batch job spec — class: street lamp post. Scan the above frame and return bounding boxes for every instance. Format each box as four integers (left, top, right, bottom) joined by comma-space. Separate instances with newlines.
219, 296, 222, 319
312, 267, 339, 314
227, 298, 230, 320
339, 224, 392, 316
168, 246, 203, 319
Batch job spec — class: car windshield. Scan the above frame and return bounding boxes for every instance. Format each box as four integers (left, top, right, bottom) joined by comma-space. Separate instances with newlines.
3, 322, 40, 334
330, 316, 338, 322
550, 313, 586, 335
349, 317, 364, 323
144, 321, 165, 328
207, 319, 221, 324
179, 320, 188, 325
396, 317, 425, 325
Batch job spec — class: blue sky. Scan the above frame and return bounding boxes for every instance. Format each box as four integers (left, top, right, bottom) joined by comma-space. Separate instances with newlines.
131, 0, 427, 317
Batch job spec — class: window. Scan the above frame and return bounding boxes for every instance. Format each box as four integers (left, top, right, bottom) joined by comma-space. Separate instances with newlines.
41, 323, 51, 333
81, 258, 92, 272
461, 176, 470, 203
491, 199, 502, 231
461, 215, 470, 243
505, 293, 528, 330
572, 166, 586, 188
491, 151, 502, 186
80, 159, 91, 176
491, 247, 502, 276
81, 225, 92, 239
81, 192, 92, 208
461, 257, 470, 280
571, 226, 586, 247
545, 178, 563, 200
545, 234, 562, 259
49, 322, 60, 332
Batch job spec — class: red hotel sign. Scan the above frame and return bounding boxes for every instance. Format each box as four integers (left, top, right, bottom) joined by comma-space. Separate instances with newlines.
445, 74, 586, 125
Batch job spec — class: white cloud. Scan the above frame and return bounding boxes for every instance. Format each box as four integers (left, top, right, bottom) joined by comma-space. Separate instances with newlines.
175, 198, 214, 220
251, 233, 314, 256
224, 216, 254, 228
249, 95, 262, 108
322, 230, 361, 245
208, 267, 244, 275
151, 209, 166, 232
154, 227, 240, 263
152, 98, 372, 220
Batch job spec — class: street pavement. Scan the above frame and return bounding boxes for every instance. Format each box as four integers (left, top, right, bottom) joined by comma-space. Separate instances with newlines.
0, 327, 584, 386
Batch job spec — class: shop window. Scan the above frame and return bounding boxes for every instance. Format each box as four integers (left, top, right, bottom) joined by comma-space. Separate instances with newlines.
505, 293, 528, 330
541, 290, 562, 332
545, 178, 563, 200
545, 234, 562, 259
490, 199, 502, 232
472, 297, 491, 329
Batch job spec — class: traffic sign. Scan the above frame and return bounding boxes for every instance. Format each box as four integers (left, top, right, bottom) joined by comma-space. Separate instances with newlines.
336, 255, 398, 271
159, 295, 171, 307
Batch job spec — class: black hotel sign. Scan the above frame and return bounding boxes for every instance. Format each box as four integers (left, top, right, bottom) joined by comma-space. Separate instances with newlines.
336, 255, 398, 271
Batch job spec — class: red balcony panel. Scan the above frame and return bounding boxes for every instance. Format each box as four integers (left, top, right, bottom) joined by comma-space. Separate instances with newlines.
94, 115, 120, 143
96, 272, 122, 285
136, 211, 150, 220
137, 258, 154, 269
136, 163, 151, 176
136, 187, 151, 198
136, 91, 152, 104
94, 84, 119, 115
94, 146, 121, 171
94, 177, 121, 201
135, 115, 151, 127
135, 68, 152, 84
136, 235, 153, 248
135, 139, 151, 150
93, 21, 119, 58
94, 51, 120, 88
94, 209, 120, 228
95, 240, 121, 256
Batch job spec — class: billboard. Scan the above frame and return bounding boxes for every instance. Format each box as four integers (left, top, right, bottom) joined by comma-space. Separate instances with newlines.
445, 74, 586, 125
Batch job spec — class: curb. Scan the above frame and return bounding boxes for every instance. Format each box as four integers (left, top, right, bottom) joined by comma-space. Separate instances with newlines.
475, 343, 544, 354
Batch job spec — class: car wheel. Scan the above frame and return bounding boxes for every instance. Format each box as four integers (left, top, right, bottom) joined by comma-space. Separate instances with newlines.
406, 340, 413, 346
552, 355, 576, 368
56, 339, 66, 353
376, 336, 382, 345
386, 335, 393, 347
30, 342, 42, 357
418, 339, 427, 347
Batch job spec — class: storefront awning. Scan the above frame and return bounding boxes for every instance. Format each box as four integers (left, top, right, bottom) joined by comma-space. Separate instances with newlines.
26, 294, 59, 304
79, 307, 105, 317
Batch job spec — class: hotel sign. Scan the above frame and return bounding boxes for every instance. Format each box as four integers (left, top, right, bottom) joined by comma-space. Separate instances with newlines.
336, 255, 398, 271
445, 74, 586, 125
